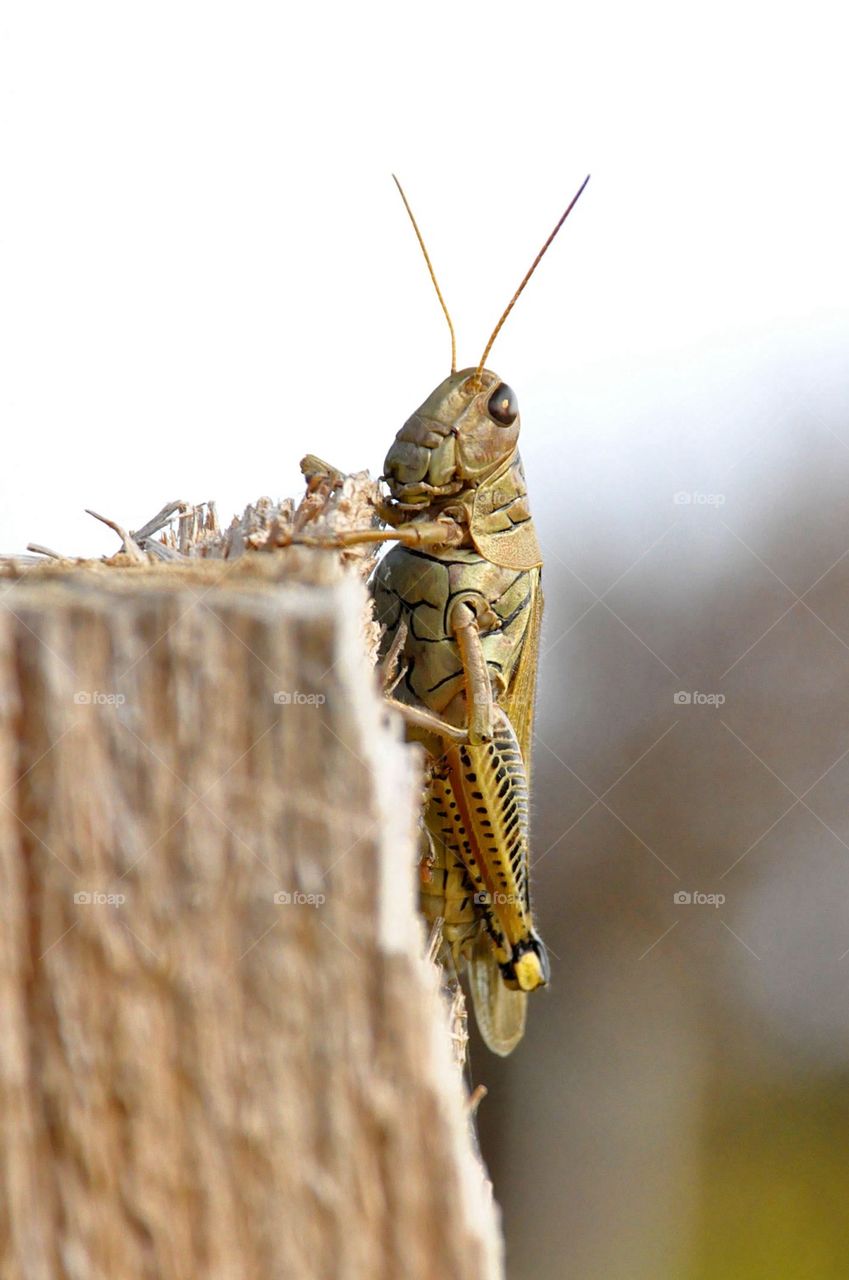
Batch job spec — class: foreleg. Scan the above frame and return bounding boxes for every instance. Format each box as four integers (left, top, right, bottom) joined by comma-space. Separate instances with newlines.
287, 519, 465, 553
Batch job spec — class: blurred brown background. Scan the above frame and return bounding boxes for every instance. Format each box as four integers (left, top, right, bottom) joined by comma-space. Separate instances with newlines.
476, 330, 849, 1279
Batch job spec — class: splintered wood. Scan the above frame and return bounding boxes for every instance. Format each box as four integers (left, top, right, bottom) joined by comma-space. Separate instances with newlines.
0, 469, 502, 1280
120, 459, 384, 580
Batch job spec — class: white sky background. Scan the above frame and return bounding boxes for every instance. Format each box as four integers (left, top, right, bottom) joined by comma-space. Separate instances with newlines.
1, 0, 847, 557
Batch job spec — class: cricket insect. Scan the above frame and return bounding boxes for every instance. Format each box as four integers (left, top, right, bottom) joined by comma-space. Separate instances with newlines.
299, 173, 589, 1053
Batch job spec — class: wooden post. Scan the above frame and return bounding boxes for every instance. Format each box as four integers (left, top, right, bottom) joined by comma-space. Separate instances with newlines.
0, 556, 503, 1279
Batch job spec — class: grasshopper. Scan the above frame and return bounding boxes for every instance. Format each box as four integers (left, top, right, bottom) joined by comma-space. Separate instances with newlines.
298, 175, 589, 1053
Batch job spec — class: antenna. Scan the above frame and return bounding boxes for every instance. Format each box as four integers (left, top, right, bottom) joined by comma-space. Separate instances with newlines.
392, 175, 457, 374
475, 174, 590, 383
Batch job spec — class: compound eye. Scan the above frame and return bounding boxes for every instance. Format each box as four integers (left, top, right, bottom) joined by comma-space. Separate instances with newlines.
487, 383, 518, 426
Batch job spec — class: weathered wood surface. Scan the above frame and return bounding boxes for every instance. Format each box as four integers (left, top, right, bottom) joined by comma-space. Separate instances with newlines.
0, 555, 502, 1280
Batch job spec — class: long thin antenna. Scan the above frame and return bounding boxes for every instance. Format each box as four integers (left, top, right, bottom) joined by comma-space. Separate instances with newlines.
392, 174, 457, 374
475, 174, 590, 383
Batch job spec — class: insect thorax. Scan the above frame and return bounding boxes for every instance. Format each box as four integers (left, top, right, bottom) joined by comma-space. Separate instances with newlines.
371, 546, 538, 721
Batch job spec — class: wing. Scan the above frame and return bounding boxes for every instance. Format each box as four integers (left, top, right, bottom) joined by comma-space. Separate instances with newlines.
468, 929, 527, 1056
503, 567, 543, 791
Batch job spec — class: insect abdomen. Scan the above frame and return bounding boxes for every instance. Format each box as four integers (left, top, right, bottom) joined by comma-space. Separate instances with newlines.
419, 771, 476, 933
